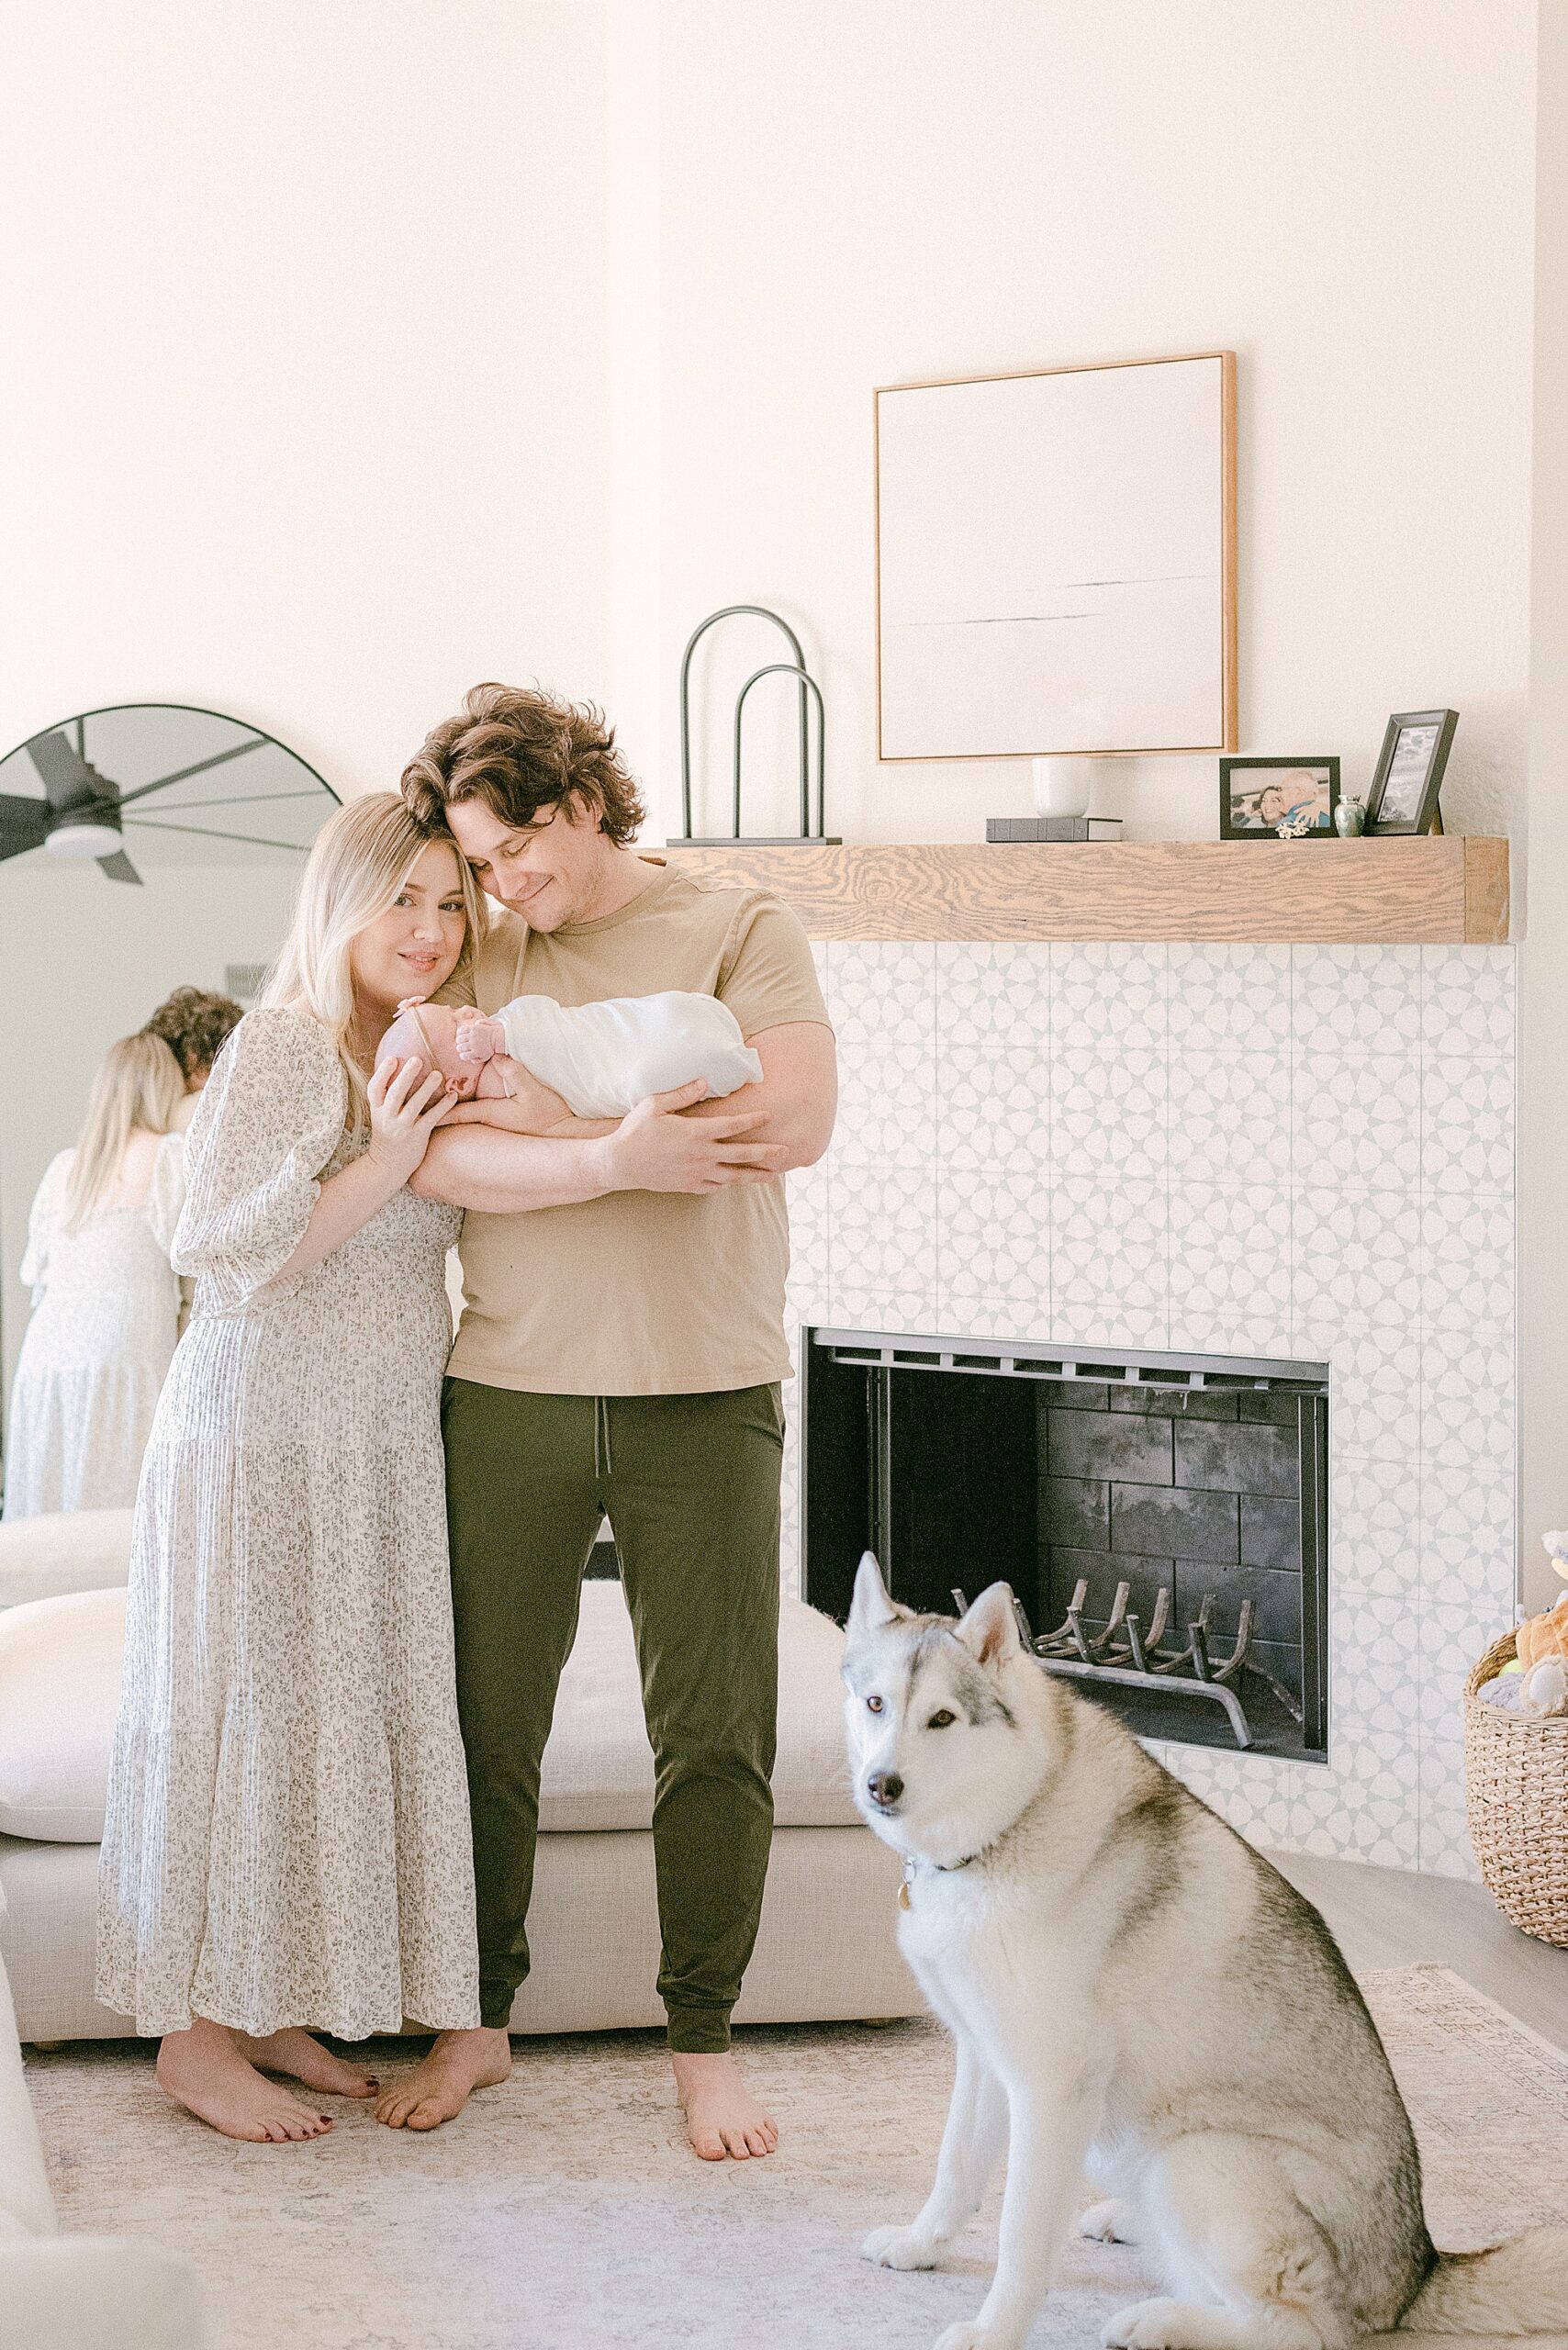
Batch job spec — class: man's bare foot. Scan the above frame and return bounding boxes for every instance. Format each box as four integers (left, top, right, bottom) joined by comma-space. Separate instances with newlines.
375, 2026, 512, 2131
157, 2020, 334, 2143
235, 2026, 378, 2098
671, 2048, 778, 2161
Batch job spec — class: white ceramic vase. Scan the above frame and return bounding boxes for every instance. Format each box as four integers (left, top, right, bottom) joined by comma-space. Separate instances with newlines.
1031, 755, 1095, 820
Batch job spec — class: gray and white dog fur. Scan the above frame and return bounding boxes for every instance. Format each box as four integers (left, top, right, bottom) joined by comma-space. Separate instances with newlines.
843, 1554, 1568, 2350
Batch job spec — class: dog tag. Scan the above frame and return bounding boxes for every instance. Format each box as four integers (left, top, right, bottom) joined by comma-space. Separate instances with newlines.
898, 1879, 911, 1909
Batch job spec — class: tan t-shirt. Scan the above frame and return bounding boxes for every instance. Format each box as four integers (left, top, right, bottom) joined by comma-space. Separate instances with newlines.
439, 860, 832, 1396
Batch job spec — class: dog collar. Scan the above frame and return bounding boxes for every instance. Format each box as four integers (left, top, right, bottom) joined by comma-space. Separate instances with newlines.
897, 1852, 981, 1909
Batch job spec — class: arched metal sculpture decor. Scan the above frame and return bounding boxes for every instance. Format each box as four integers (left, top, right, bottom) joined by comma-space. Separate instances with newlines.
671, 604, 838, 845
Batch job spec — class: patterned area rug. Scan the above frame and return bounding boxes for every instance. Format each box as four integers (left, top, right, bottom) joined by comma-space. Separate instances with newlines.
26, 1967, 1568, 2350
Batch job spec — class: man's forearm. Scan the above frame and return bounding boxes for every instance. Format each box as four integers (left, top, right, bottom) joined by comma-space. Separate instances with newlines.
684, 1082, 830, 1170
411, 1125, 614, 1213
531, 1093, 825, 1170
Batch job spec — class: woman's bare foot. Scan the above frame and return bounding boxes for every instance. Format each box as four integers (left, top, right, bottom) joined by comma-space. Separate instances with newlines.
375, 2026, 512, 2131
670, 2049, 778, 2161
157, 2020, 334, 2143
235, 2027, 379, 2098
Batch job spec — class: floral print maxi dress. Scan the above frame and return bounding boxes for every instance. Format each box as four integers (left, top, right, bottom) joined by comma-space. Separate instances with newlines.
96, 1006, 481, 2038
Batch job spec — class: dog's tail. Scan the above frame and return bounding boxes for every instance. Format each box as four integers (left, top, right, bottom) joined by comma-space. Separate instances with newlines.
1399, 2231, 1568, 2333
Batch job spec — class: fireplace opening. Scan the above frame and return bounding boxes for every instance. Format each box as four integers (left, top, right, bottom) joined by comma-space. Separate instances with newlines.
801, 1326, 1328, 1762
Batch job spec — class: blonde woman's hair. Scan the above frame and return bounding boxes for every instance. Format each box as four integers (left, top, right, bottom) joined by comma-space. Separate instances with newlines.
262, 793, 487, 1134
62, 1032, 185, 1231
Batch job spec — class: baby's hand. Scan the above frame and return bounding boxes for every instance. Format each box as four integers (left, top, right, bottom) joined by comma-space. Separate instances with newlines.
455, 1013, 506, 1066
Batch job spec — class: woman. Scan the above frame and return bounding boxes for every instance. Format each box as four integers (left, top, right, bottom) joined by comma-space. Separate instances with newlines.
97, 794, 486, 2143
4, 1032, 187, 1519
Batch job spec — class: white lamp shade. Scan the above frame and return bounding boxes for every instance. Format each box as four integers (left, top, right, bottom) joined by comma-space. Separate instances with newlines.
43, 820, 121, 861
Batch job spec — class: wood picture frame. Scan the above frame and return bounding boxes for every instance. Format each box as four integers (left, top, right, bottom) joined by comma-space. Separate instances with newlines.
1363, 710, 1459, 836
874, 350, 1238, 763
1219, 756, 1340, 841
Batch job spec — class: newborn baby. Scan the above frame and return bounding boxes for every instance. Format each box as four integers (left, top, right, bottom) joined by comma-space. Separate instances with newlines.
376, 990, 763, 1121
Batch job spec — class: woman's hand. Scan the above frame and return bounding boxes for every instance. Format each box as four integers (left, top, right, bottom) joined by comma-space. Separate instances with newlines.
365, 1056, 459, 1185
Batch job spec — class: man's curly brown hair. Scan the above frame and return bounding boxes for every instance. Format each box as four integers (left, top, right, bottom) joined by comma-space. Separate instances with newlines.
400, 683, 646, 847
141, 986, 243, 1083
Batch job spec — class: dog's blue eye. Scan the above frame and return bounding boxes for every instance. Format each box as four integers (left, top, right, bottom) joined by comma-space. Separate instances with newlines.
867, 1695, 884, 1714
927, 1709, 957, 1729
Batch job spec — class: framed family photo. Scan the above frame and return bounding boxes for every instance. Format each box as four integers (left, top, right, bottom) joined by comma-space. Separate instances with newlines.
1219, 756, 1340, 840
1364, 709, 1458, 835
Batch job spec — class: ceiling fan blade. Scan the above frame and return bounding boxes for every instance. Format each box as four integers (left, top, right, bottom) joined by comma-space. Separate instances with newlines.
97, 848, 142, 885
28, 728, 104, 811
0, 792, 51, 861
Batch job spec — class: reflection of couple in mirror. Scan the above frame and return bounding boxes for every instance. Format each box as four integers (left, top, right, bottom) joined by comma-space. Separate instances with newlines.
2, 988, 241, 1521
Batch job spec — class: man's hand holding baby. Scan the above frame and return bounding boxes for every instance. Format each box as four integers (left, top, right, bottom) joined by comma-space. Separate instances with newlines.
443, 1064, 575, 1134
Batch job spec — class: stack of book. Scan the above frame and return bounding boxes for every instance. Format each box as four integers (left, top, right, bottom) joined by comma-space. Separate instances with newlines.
985, 816, 1124, 843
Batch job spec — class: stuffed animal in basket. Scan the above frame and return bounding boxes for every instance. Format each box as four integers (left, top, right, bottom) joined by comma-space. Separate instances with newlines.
1492, 1535, 1568, 1717
1518, 1533, 1568, 1673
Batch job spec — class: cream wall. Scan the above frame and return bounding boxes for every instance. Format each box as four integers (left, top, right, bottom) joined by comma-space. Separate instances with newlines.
0, 0, 611, 798
0, 0, 611, 1410
611, 0, 1538, 850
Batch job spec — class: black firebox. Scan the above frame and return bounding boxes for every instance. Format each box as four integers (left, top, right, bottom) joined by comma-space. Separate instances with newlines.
801, 1326, 1329, 1762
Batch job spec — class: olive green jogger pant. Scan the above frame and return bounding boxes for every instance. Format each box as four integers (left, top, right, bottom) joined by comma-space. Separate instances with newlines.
442, 1377, 784, 2052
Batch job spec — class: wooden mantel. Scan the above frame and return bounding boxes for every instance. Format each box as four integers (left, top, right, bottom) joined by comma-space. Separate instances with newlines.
660, 836, 1509, 945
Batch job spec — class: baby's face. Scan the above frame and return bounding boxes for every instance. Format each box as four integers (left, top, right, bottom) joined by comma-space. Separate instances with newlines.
375, 1002, 479, 1097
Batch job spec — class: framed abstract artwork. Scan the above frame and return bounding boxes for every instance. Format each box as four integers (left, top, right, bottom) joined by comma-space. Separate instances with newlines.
874, 351, 1237, 761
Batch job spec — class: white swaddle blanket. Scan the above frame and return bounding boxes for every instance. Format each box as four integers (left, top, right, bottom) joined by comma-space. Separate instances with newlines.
496, 990, 764, 1118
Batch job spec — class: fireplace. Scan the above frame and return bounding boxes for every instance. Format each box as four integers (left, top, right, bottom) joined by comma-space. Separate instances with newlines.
801, 1325, 1329, 1761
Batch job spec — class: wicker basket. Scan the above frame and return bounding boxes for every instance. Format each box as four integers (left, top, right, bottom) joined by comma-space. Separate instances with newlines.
1463, 1630, 1568, 1946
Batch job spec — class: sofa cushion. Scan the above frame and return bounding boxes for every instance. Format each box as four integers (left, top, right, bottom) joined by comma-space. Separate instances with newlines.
540, 1582, 857, 1830
0, 1870, 57, 2237
0, 1509, 135, 1612
0, 2240, 206, 2349
0, 1591, 127, 1841
0, 1581, 859, 1844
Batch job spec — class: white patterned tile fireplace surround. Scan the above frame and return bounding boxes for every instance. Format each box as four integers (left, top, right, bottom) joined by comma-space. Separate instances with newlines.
782, 939, 1517, 1883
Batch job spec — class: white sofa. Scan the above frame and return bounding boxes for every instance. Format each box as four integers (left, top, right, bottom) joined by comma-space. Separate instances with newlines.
0, 1508, 136, 1613
0, 1510, 917, 2043
0, 1879, 205, 2347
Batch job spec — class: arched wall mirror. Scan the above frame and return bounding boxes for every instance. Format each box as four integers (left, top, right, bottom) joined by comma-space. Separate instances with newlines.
0, 703, 342, 1405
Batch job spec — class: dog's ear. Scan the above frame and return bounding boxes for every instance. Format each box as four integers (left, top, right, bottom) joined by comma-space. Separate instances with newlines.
846, 1551, 904, 1642
954, 1581, 1022, 1670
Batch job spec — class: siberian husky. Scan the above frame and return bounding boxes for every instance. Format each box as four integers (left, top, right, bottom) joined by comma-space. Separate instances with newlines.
843, 1555, 1568, 2350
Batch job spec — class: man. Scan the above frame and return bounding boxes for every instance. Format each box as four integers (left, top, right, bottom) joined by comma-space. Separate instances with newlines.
383, 682, 836, 2160
1253, 772, 1327, 834
140, 985, 243, 1127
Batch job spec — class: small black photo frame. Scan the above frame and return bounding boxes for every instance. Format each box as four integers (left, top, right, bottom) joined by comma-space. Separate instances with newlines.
1219, 756, 1340, 840
1364, 709, 1458, 835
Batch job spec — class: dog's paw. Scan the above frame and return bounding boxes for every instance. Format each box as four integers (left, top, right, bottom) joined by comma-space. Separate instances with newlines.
934, 2325, 1008, 2350
1080, 2198, 1139, 2244
862, 2221, 940, 2269
1102, 2298, 1210, 2349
